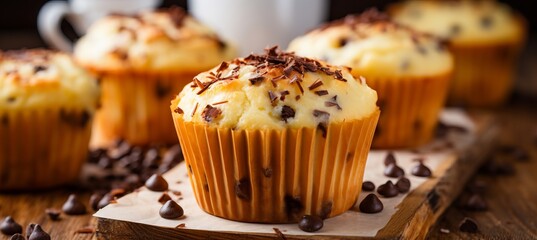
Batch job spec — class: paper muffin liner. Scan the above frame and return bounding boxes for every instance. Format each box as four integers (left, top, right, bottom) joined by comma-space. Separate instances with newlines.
447, 41, 524, 107
91, 72, 197, 147
171, 107, 380, 223
363, 73, 451, 149
0, 107, 92, 190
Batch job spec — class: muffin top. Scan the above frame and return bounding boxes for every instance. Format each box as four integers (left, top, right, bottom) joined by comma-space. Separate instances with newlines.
390, 1, 525, 45
0, 50, 99, 110
287, 9, 453, 78
74, 7, 236, 74
172, 47, 378, 130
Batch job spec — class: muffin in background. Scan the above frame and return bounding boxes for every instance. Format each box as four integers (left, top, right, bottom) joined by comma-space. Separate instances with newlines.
171, 47, 379, 223
390, 0, 527, 107
288, 9, 453, 149
0, 50, 100, 190
74, 7, 236, 147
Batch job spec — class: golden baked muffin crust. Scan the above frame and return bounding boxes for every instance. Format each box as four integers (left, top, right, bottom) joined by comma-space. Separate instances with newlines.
173, 46, 378, 130
74, 7, 236, 74
288, 9, 453, 78
0, 50, 99, 111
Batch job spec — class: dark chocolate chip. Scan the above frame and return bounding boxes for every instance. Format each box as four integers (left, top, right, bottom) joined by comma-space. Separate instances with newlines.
263, 168, 273, 178
26, 223, 36, 237
143, 147, 160, 169
28, 225, 50, 240
155, 81, 171, 98
145, 173, 169, 192
384, 152, 396, 166
384, 163, 405, 178
362, 181, 375, 191
481, 15, 493, 29
235, 178, 251, 201
377, 181, 399, 198
395, 177, 411, 193
0, 216, 22, 235
159, 200, 184, 219
98, 155, 114, 169
62, 194, 87, 215
284, 195, 304, 219
459, 217, 478, 233
411, 162, 432, 177
281, 105, 295, 123
464, 194, 488, 211
158, 193, 173, 204
87, 148, 107, 163
359, 193, 384, 213
45, 208, 61, 221
320, 202, 333, 219
298, 215, 323, 232
161, 144, 182, 164
97, 193, 115, 209
89, 192, 105, 211
9, 233, 25, 240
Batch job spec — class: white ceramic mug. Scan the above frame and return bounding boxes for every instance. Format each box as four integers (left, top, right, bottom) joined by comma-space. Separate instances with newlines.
38, 0, 162, 52
187, 0, 328, 56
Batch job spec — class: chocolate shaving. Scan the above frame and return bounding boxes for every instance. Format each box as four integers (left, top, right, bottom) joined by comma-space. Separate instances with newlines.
279, 90, 290, 101
273, 228, 287, 240
325, 95, 342, 110
201, 105, 222, 123
334, 70, 347, 82
249, 75, 265, 85
308, 79, 323, 90
295, 95, 301, 101
315, 90, 329, 96
268, 91, 278, 103
196, 79, 216, 95
313, 110, 330, 121
211, 100, 228, 105
193, 78, 204, 89
191, 103, 198, 117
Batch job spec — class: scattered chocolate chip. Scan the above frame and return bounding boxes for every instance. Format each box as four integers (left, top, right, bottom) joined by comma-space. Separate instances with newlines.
464, 194, 488, 211
98, 155, 114, 169
320, 202, 333, 219
362, 181, 375, 191
298, 215, 323, 232
235, 178, 251, 201
384, 152, 396, 166
159, 200, 184, 219
384, 163, 405, 178
359, 193, 384, 213
377, 181, 399, 198
395, 177, 411, 193
45, 208, 61, 221
411, 162, 432, 177
145, 173, 169, 192
158, 193, 173, 204
284, 195, 304, 219
97, 193, 115, 209
62, 194, 87, 215
26, 223, 36, 238
281, 105, 295, 123
459, 217, 478, 233
89, 192, 104, 211
143, 147, 160, 169
0, 216, 22, 235
28, 225, 50, 240
9, 233, 24, 240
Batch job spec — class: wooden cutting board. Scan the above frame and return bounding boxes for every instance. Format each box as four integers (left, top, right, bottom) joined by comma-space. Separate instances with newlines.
94, 109, 497, 240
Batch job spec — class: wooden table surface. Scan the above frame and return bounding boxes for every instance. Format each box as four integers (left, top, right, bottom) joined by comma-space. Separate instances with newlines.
0, 99, 534, 240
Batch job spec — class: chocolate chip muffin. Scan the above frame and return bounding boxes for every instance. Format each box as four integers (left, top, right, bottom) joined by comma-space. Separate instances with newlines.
0, 49, 100, 190
74, 7, 236, 147
288, 9, 454, 149
390, 1, 527, 107
171, 47, 379, 223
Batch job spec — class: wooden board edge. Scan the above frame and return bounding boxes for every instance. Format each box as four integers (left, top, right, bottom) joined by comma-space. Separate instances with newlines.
96, 218, 374, 240
375, 113, 499, 239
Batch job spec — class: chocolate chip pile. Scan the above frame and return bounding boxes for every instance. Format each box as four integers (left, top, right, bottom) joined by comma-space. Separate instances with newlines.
0, 217, 50, 240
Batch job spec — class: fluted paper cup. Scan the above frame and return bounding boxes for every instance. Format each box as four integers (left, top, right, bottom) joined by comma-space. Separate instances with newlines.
172, 105, 380, 223
361, 73, 451, 149
0, 107, 92, 190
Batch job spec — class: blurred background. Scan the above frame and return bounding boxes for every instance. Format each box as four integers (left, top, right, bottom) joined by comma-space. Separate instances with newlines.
0, 0, 535, 98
